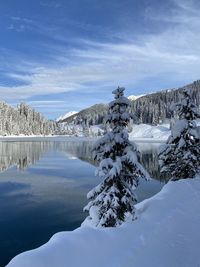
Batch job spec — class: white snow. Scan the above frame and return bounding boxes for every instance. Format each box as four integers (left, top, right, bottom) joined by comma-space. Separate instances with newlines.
0, 122, 171, 140
129, 123, 170, 141
0, 122, 192, 141
128, 95, 144, 101
7, 176, 200, 267
56, 111, 77, 122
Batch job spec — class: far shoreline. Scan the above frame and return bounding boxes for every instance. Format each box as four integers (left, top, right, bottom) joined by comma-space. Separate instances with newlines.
0, 135, 167, 143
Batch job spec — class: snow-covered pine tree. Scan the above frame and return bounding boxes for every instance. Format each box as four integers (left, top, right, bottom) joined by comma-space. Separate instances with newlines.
84, 87, 150, 227
159, 89, 200, 181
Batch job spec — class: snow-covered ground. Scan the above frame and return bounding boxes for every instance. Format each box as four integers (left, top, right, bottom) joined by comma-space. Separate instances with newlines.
0, 121, 198, 141
7, 176, 200, 267
0, 122, 197, 142
129, 120, 200, 141
129, 123, 170, 141
0, 121, 171, 141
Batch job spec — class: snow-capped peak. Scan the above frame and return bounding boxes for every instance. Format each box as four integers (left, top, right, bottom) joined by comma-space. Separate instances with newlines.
128, 95, 144, 101
56, 111, 77, 122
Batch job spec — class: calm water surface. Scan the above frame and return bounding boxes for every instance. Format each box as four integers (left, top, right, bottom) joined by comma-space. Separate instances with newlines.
0, 138, 165, 267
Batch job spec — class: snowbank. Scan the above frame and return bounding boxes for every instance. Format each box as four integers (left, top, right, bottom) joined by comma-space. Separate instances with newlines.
129, 123, 170, 141
7, 177, 200, 267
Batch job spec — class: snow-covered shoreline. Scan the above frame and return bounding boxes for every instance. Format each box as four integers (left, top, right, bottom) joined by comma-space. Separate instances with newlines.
0, 136, 168, 143
0, 123, 171, 142
0, 135, 97, 142
7, 176, 200, 267
129, 123, 170, 140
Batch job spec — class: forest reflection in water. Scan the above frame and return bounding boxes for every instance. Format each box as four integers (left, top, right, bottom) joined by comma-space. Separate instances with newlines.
0, 139, 166, 182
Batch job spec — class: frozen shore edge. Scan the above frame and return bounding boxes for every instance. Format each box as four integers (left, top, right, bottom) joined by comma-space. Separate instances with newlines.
6, 176, 200, 267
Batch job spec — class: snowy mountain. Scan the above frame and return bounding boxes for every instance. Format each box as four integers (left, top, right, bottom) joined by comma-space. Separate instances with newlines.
128, 95, 143, 101
59, 104, 108, 125
56, 111, 77, 122
59, 80, 200, 129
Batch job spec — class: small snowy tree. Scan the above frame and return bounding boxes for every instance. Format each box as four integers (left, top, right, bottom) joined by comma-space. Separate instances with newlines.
84, 87, 150, 227
159, 89, 200, 181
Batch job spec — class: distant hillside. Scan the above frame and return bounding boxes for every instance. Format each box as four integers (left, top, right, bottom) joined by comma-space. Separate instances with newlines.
59, 80, 200, 127
59, 103, 108, 127
133, 80, 200, 124
0, 102, 56, 136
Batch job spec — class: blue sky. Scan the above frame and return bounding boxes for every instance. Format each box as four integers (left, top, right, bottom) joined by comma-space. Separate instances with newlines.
0, 0, 200, 119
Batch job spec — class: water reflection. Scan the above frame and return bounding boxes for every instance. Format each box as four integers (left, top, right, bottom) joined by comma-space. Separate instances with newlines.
0, 140, 98, 267
0, 142, 53, 171
0, 140, 166, 182
56, 140, 166, 182
137, 142, 168, 182
0, 139, 166, 267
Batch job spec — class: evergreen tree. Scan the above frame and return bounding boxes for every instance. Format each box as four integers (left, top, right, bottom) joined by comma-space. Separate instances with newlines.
84, 87, 150, 227
159, 89, 200, 181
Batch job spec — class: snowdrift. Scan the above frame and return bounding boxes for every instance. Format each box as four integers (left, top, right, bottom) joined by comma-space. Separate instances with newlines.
129, 123, 170, 141
7, 176, 200, 267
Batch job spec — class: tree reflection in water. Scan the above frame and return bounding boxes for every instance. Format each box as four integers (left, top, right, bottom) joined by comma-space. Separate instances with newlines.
0, 139, 168, 183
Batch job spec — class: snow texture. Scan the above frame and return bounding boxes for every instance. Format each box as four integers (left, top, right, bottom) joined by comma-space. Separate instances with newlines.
7, 176, 200, 267
129, 123, 170, 141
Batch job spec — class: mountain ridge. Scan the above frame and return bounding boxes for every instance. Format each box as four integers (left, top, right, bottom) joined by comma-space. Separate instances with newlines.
58, 80, 200, 127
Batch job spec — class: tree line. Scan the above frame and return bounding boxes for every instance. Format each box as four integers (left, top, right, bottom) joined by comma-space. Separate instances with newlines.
0, 102, 56, 136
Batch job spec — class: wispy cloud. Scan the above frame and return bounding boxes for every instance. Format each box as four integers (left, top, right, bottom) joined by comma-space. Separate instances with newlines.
1, 0, 200, 104
40, 1, 62, 8
7, 23, 27, 32
6, 15, 34, 32
10, 16, 33, 24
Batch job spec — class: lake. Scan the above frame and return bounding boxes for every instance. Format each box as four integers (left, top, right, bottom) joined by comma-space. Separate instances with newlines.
0, 138, 166, 267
